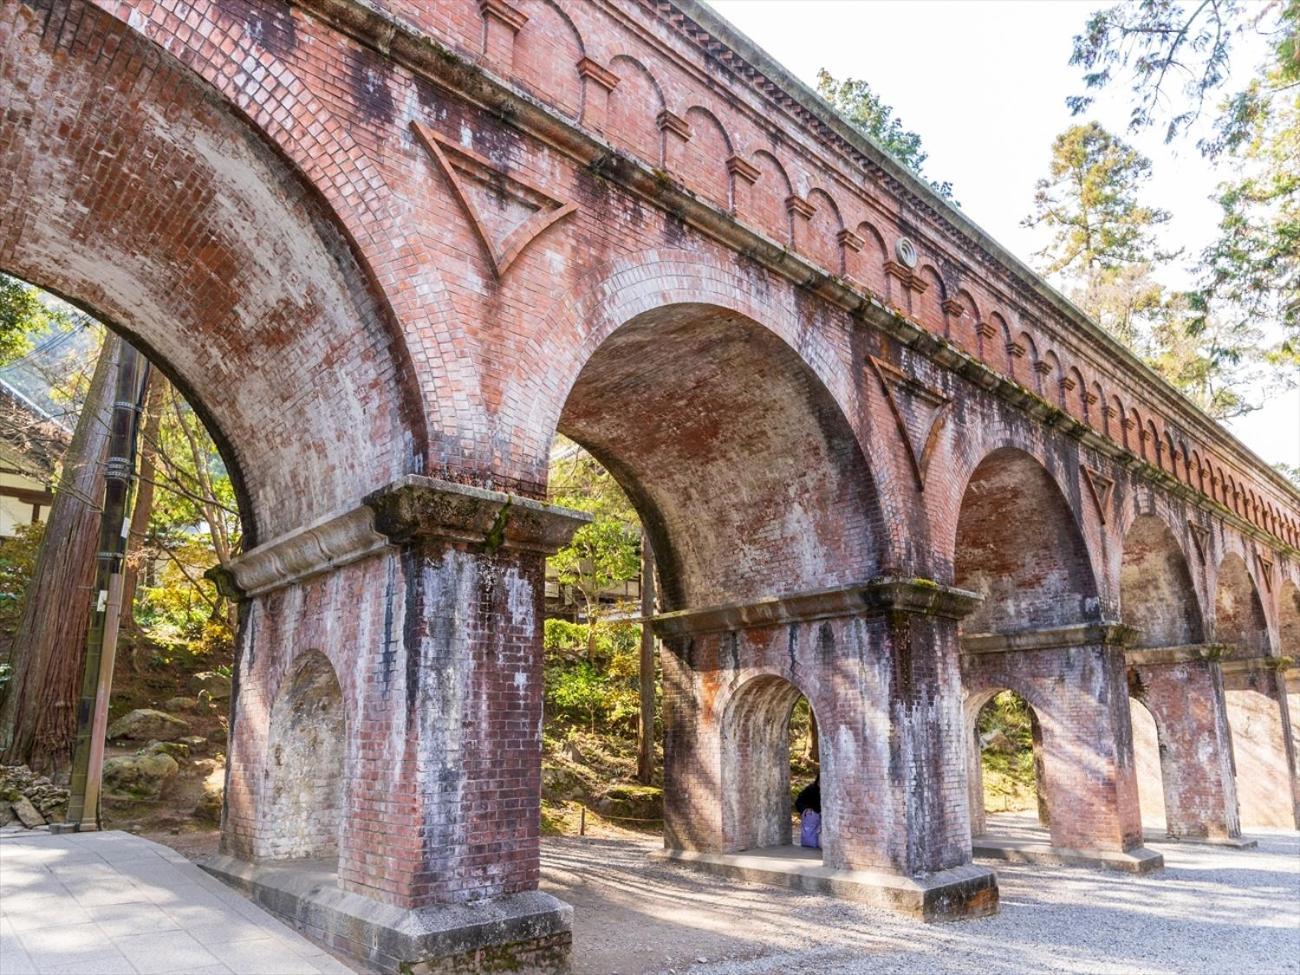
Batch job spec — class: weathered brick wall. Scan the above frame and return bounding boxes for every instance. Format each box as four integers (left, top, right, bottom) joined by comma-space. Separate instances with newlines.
1129, 661, 1239, 839
4, 0, 1299, 953
662, 604, 970, 877
962, 644, 1143, 852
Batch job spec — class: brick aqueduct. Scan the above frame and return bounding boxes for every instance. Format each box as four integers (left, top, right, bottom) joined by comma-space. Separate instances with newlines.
4, 0, 1300, 969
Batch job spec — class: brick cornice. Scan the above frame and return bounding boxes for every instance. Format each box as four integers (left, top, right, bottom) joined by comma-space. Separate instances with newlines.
1218, 654, 1293, 675
289, 0, 1299, 553
576, 56, 620, 90
650, 577, 980, 638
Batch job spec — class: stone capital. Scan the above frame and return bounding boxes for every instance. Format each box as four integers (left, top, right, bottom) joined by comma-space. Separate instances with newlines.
1124, 643, 1227, 668
363, 475, 590, 554
649, 577, 980, 639
221, 477, 589, 599
962, 621, 1136, 655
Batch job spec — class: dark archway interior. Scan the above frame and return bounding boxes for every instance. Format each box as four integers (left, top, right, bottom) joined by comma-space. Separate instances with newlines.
955, 448, 1099, 635
1120, 515, 1205, 647
557, 304, 880, 612
1214, 555, 1271, 657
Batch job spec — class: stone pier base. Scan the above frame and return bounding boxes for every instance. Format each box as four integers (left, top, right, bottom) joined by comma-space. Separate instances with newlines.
649, 847, 999, 921
972, 837, 1163, 873
200, 856, 572, 974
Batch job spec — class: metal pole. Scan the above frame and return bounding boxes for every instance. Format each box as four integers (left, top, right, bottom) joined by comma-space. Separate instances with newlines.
65, 344, 150, 831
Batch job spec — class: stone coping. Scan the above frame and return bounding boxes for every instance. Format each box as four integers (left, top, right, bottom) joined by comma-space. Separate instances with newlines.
961, 621, 1135, 656
649, 846, 998, 922
1124, 643, 1229, 667
650, 577, 981, 638
218, 476, 590, 598
200, 854, 571, 974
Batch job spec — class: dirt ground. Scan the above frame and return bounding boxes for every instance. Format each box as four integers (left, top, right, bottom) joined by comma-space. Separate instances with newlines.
136, 818, 1299, 975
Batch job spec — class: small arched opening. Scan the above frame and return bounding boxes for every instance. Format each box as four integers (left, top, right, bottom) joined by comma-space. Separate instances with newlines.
969, 690, 1048, 836
259, 650, 348, 860
1127, 694, 1167, 833
721, 675, 823, 861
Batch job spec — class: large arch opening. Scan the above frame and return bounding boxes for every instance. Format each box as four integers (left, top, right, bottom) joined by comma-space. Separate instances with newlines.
538, 301, 879, 868
1, 1, 422, 544
954, 448, 1100, 636
1216, 556, 1291, 827
955, 448, 1121, 849
1120, 515, 1205, 647
1281, 581, 1300, 759
1214, 555, 1271, 657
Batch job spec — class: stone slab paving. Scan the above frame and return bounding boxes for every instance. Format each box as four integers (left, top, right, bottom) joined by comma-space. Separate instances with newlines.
0, 830, 356, 975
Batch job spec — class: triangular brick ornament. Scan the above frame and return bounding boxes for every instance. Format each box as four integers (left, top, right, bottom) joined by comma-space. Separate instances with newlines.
412, 121, 577, 277
1187, 520, 1209, 563
867, 356, 951, 491
1257, 554, 1275, 592
1081, 466, 1115, 524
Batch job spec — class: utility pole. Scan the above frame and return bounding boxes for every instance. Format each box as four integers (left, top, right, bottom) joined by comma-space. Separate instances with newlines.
637, 532, 657, 785
64, 343, 150, 831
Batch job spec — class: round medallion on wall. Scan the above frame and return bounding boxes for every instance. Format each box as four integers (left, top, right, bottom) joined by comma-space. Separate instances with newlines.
894, 236, 918, 269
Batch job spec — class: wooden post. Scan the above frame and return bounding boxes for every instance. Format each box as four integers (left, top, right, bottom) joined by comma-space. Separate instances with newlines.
65, 344, 150, 830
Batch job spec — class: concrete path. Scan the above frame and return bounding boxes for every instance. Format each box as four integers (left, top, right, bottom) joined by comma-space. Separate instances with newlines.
0, 830, 355, 975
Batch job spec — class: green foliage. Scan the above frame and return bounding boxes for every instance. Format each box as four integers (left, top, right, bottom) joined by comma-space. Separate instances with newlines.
544, 618, 641, 733
977, 691, 1038, 813
0, 523, 44, 646
0, 276, 65, 367
1068, 1, 1300, 388
134, 538, 231, 668
815, 69, 955, 201
1024, 122, 1173, 278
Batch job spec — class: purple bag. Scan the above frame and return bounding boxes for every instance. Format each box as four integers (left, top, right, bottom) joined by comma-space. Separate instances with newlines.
800, 809, 821, 849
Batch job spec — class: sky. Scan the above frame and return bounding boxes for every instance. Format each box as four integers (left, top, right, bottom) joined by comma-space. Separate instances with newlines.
707, 0, 1299, 473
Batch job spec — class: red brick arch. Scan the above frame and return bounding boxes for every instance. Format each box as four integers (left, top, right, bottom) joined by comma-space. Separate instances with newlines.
0, 1, 425, 541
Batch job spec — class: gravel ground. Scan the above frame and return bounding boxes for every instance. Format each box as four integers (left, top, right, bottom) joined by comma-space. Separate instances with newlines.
541, 819, 1300, 975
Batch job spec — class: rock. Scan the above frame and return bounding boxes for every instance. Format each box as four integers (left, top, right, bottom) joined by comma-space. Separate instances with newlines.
12, 795, 45, 828
188, 672, 231, 701
179, 736, 208, 753
541, 762, 590, 803
106, 709, 191, 742
596, 784, 663, 824
0, 765, 69, 820
164, 696, 199, 713
208, 725, 228, 746
102, 753, 179, 801
194, 776, 223, 824
0, 804, 15, 828
141, 740, 189, 762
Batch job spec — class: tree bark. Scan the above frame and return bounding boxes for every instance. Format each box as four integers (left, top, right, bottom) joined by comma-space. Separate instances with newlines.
0, 334, 120, 775
637, 533, 657, 785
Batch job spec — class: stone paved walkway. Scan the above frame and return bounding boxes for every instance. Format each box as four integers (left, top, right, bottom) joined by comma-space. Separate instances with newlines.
0, 830, 355, 975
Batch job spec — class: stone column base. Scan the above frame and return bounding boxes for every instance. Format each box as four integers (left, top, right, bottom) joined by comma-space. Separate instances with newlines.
972, 837, 1163, 873
649, 847, 998, 921
199, 855, 572, 974
1142, 829, 1257, 849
